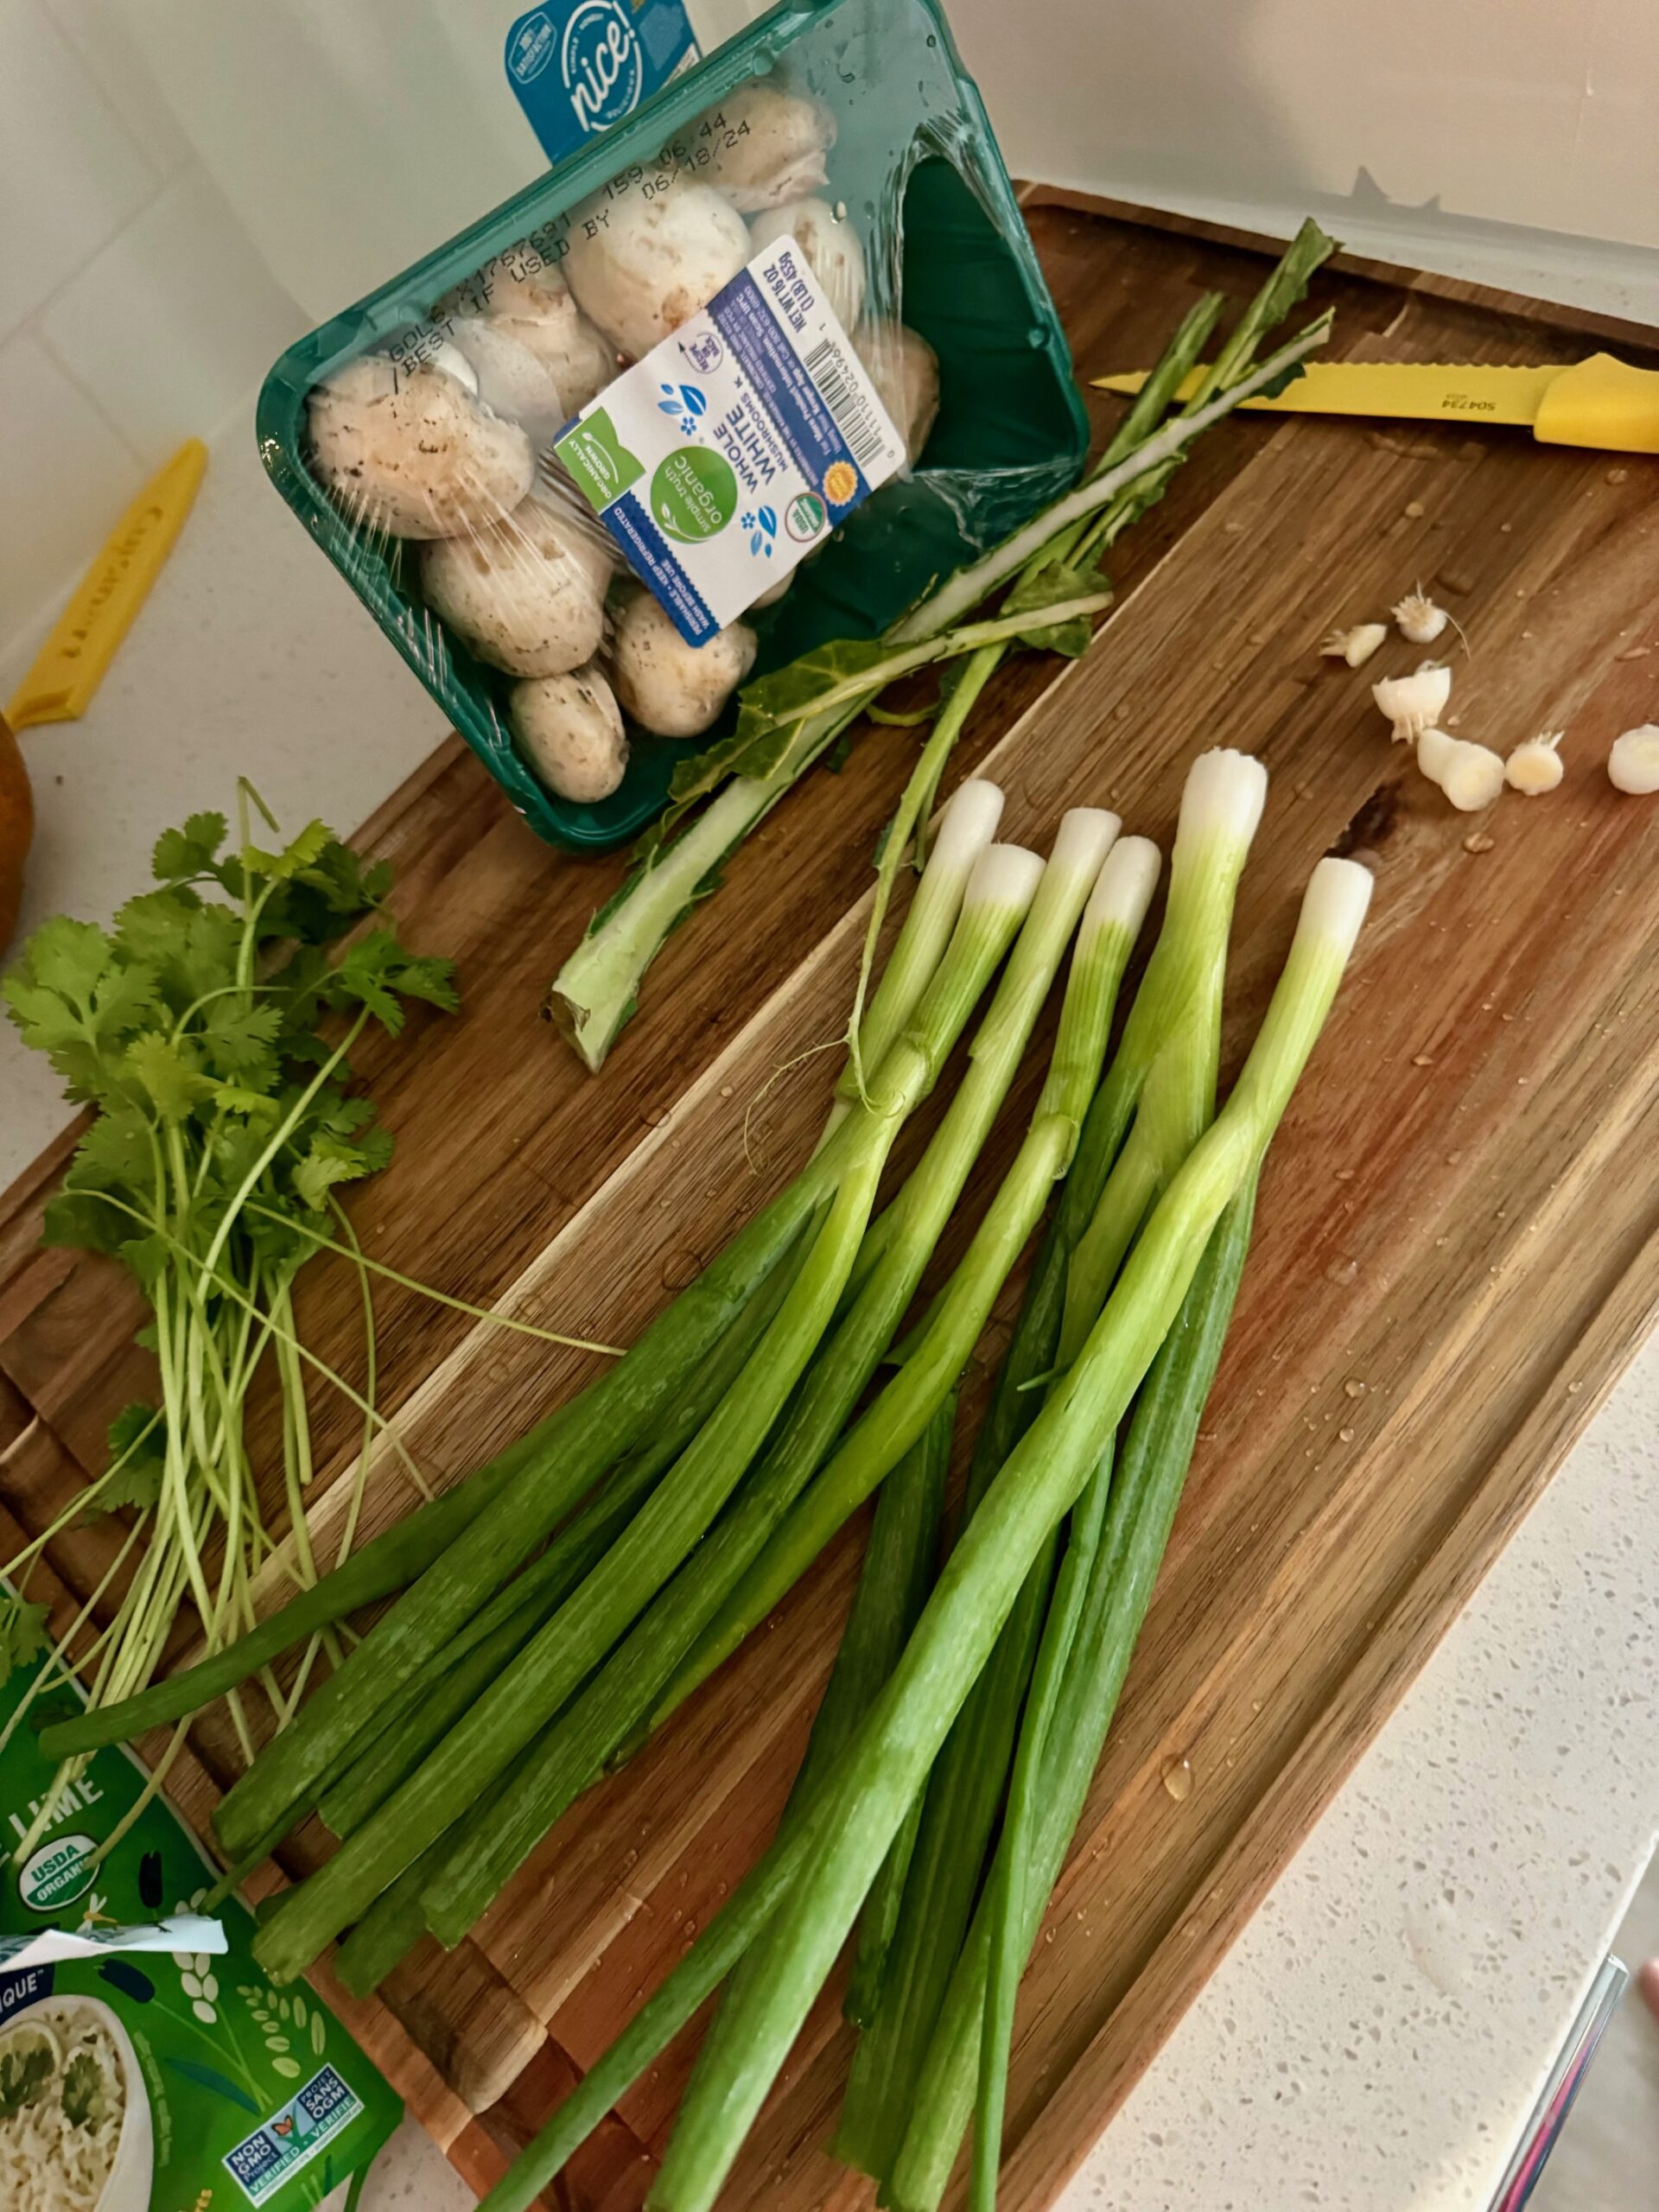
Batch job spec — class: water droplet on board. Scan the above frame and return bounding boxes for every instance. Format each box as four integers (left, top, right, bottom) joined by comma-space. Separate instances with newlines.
1325, 1257, 1358, 1285
1344, 1378, 1367, 1400
1338, 1426, 1356, 1443
661, 1249, 702, 1289
1161, 1755, 1193, 1802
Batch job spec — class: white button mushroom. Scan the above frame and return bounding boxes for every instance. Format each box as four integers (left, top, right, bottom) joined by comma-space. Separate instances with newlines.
420, 490, 614, 677
747, 200, 866, 331
687, 80, 837, 213
451, 247, 619, 415
853, 320, 940, 465
511, 665, 630, 803
444, 318, 569, 449
610, 588, 758, 738
563, 174, 752, 361
308, 354, 536, 540
1608, 723, 1659, 794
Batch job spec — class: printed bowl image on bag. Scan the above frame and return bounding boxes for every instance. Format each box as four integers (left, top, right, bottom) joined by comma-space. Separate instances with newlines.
257, 0, 1088, 851
0, 1996, 151, 2212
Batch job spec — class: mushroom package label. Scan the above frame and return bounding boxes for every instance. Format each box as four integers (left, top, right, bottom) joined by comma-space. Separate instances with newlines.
505, 0, 701, 166
556, 231, 906, 643
0, 1650, 402, 2211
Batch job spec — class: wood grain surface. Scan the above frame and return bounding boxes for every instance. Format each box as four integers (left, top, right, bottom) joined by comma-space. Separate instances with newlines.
3, 198, 1658, 2210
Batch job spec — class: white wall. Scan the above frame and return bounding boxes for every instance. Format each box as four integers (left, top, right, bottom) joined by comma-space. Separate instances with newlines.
4, 0, 1656, 696
0, 0, 305, 689
945, 0, 1659, 320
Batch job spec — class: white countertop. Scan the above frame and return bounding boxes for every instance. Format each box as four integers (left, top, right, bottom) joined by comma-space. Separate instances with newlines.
3, 417, 1655, 2212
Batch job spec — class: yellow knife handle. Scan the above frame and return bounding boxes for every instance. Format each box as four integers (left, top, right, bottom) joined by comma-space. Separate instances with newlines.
1533, 353, 1659, 454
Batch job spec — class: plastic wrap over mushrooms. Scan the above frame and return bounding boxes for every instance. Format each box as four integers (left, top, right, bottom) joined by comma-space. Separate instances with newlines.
308, 354, 536, 540
296, 57, 961, 824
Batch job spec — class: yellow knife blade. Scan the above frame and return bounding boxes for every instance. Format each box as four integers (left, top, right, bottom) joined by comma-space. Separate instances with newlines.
1091, 353, 1659, 454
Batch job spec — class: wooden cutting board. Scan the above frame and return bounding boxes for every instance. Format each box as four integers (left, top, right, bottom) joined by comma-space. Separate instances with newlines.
5, 194, 1659, 2211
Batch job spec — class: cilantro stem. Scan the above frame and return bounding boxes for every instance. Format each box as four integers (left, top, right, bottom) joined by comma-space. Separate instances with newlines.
199, 1010, 370, 1285
245, 1198, 625, 1357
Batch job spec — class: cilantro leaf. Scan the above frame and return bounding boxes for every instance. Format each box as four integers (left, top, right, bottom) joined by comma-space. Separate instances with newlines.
120, 1033, 212, 1122
18, 915, 111, 1002
241, 818, 331, 883
200, 998, 283, 1084
0, 1597, 51, 1691
326, 931, 458, 1034
41, 1188, 128, 1256
152, 811, 227, 883
73, 1102, 154, 1188
97, 1405, 165, 1513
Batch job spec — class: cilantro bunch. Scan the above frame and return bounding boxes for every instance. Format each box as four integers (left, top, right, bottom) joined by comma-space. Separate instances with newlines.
1, 785, 456, 1856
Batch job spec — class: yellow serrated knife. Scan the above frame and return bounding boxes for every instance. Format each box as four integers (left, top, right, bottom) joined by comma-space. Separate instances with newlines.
8, 438, 207, 731
1093, 353, 1659, 454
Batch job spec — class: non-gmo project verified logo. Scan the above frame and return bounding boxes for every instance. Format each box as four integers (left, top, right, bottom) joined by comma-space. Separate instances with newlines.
223, 2065, 364, 2206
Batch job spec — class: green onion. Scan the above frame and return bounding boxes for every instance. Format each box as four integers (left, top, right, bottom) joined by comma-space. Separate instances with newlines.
830, 778, 1006, 1132
1061, 750, 1264, 1354
646, 857, 1372, 2212
416, 833, 1083, 1944
212, 1147, 841, 1864
645, 836, 1160, 1740
709, 1392, 957, 2045
830, 1396, 957, 2022
800, 1391, 956, 1802
900, 1180, 1257, 2212
35, 1464, 516, 1761
249, 849, 1042, 1980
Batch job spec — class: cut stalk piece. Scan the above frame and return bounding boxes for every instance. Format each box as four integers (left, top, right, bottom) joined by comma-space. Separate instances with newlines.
252, 852, 1042, 1980
647, 859, 1372, 2212
891, 319, 1332, 643
549, 592, 1103, 1076
550, 769, 800, 1075
645, 837, 1160, 1739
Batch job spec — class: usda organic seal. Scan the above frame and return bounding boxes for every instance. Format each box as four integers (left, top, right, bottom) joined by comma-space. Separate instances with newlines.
19, 1832, 97, 1912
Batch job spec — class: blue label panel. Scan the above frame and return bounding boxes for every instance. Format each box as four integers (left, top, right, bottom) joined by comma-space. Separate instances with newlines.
712, 268, 869, 520
506, 0, 699, 163
605, 493, 719, 644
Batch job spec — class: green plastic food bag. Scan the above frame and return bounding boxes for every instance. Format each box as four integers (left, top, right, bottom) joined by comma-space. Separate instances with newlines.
0, 1653, 403, 2209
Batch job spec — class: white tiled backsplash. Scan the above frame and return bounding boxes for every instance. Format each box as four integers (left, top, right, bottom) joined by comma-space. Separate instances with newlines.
0, 0, 306, 691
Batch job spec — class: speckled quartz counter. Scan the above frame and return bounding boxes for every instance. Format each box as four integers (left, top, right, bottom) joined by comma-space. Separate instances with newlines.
3, 420, 1655, 2212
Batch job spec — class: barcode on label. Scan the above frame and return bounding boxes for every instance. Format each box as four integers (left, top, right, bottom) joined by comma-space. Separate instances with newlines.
802, 337, 888, 472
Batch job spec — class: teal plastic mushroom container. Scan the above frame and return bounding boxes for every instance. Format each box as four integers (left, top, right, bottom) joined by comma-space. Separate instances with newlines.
257, 0, 1089, 853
